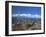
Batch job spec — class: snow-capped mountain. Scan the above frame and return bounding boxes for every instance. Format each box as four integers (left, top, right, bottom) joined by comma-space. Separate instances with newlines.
12, 14, 41, 18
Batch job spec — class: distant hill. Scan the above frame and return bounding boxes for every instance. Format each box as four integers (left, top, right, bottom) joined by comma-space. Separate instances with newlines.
12, 16, 41, 24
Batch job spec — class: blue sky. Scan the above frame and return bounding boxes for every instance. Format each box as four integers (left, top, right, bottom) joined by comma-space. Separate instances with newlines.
12, 6, 41, 15
12, 6, 41, 18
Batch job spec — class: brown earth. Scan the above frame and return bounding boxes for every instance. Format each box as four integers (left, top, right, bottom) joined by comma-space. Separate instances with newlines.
12, 20, 41, 31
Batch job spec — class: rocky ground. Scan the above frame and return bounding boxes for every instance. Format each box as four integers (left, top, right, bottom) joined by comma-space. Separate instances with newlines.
12, 20, 41, 31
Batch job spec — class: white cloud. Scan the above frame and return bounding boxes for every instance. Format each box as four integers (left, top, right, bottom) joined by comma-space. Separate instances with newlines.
12, 14, 41, 18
